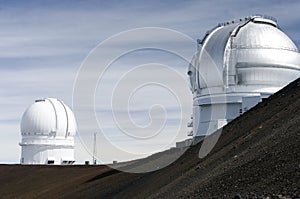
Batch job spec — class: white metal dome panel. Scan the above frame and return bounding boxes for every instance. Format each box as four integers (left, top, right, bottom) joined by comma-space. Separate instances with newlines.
20, 98, 77, 138
21, 100, 56, 135
232, 22, 298, 52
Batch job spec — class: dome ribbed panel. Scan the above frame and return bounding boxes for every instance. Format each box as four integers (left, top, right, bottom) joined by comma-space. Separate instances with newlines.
20, 98, 77, 138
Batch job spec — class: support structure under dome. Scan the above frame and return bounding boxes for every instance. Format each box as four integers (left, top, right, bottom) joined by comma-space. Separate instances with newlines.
19, 98, 77, 165
187, 15, 300, 137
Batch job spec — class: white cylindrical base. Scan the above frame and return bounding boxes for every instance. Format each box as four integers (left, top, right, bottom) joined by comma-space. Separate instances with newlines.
192, 92, 266, 137
20, 138, 75, 165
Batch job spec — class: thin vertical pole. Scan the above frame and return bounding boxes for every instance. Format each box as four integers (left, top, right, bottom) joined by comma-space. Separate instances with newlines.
93, 132, 97, 165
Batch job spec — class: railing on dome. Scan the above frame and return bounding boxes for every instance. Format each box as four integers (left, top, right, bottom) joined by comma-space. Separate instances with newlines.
220, 14, 277, 27
197, 14, 277, 46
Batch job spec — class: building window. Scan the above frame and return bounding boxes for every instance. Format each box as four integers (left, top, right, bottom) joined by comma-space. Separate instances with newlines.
47, 160, 54, 164
62, 160, 68, 165
68, 161, 75, 165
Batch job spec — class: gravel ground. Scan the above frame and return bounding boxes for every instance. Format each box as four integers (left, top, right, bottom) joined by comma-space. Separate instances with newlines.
1, 79, 300, 199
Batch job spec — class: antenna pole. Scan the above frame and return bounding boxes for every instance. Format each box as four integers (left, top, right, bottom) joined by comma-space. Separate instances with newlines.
93, 132, 97, 165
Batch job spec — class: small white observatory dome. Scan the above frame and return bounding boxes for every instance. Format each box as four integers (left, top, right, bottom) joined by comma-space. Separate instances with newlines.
19, 98, 77, 165
187, 15, 300, 137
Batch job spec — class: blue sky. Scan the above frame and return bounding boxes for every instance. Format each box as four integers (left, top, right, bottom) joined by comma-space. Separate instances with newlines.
1, 0, 300, 164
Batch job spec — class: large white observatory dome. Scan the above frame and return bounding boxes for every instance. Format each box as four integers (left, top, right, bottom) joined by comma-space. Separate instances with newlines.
21, 98, 76, 137
19, 98, 77, 165
187, 15, 300, 137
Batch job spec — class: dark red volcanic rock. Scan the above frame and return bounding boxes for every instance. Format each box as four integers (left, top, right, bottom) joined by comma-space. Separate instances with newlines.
1, 78, 300, 199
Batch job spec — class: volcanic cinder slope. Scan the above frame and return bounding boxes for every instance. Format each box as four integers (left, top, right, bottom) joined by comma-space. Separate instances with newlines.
1, 78, 300, 199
